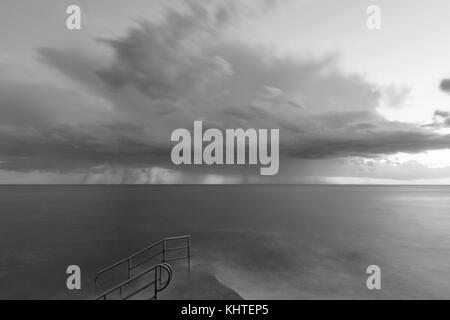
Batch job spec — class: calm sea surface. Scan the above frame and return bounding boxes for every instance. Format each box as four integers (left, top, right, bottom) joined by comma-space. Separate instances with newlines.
1, 185, 449, 299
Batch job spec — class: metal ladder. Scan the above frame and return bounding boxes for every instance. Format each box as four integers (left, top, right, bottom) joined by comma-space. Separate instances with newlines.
96, 263, 172, 300
94, 235, 190, 300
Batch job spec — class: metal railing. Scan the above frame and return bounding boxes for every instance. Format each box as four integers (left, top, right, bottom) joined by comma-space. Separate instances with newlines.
95, 235, 190, 287
96, 263, 172, 300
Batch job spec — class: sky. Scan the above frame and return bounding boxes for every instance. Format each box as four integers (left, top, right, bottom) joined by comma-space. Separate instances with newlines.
1, 0, 450, 184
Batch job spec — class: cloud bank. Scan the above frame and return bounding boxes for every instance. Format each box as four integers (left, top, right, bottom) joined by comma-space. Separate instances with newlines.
1, 1, 450, 183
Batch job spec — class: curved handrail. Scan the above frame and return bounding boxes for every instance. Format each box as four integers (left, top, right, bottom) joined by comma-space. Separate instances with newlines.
94, 240, 163, 285
158, 263, 172, 292
95, 235, 190, 287
96, 263, 172, 300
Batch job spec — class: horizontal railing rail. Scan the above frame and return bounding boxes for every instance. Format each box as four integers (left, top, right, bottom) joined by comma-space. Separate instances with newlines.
96, 263, 172, 300
95, 235, 190, 287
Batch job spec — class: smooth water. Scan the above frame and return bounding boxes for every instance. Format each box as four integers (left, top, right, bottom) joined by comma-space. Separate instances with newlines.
0, 185, 449, 299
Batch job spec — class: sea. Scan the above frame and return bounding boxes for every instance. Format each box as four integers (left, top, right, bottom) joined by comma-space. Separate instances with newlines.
0, 185, 449, 299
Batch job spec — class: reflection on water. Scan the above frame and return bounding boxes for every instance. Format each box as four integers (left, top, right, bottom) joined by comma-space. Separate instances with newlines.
0, 185, 449, 299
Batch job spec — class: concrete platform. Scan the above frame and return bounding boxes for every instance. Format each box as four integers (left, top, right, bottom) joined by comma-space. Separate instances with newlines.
159, 264, 243, 300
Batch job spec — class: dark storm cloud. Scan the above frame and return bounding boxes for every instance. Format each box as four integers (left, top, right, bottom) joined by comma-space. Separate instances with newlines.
0, 1, 448, 175
284, 121, 450, 159
439, 79, 450, 93
0, 124, 171, 171
96, 4, 233, 103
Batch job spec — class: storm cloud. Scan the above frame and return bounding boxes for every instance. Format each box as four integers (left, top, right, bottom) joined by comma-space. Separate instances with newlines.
440, 78, 450, 93
1, 1, 450, 182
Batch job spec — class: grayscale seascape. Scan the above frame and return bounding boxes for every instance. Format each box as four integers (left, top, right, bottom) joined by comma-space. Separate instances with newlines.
1, 185, 449, 299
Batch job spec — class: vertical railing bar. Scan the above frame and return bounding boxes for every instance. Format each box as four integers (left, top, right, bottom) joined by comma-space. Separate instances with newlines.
158, 265, 161, 288
188, 235, 191, 270
154, 266, 158, 300
162, 240, 166, 263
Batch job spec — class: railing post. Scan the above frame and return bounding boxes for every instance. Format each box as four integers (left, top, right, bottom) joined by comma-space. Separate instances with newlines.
188, 236, 191, 271
127, 258, 132, 279
154, 266, 158, 300
162, 240, 166, 263
157, 264, 161, 287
